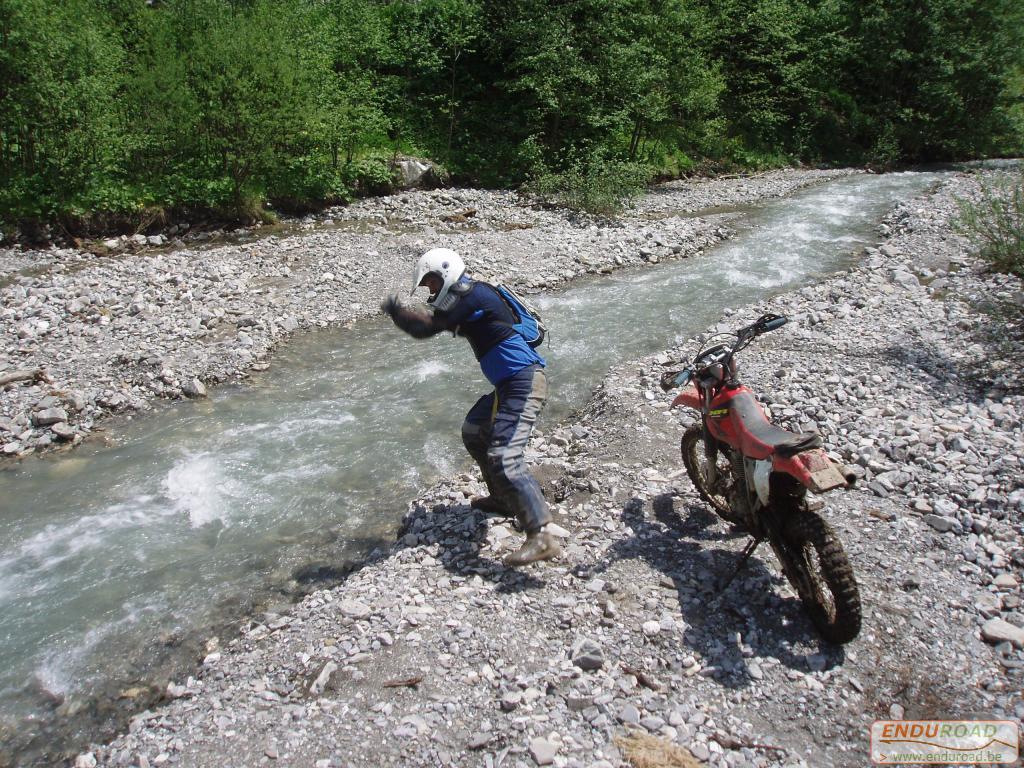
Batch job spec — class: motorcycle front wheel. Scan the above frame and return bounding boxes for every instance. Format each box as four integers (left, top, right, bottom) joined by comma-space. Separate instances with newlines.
680, 425, 744, 524
775, 509, 862, 644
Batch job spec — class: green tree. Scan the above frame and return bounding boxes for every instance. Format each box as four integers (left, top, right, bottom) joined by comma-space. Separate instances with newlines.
0, 0, 126, 222
309, 0, 391, 168
179, 0, 322, 212
839, 0, 1022, 163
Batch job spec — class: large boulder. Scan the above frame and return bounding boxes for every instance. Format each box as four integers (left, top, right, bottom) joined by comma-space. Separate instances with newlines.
390, 157, 446, 190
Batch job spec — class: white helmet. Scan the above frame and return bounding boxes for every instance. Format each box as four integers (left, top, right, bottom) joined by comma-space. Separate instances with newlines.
411, 248, 465, 307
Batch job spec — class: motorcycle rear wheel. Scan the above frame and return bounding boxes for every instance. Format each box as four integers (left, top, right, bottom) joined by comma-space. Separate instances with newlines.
680, 425, 742, 522
776, 509, 862, 644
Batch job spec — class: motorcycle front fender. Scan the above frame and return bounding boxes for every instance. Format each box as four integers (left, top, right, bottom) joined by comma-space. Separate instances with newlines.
773, 448, 854, 493
670, 383, 702, 410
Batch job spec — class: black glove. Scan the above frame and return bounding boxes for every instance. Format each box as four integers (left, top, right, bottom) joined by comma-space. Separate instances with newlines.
381, 293, 400, 317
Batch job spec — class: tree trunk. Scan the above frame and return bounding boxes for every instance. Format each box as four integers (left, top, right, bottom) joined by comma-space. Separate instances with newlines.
447, 47, 461, 161
628, 117, 643, 160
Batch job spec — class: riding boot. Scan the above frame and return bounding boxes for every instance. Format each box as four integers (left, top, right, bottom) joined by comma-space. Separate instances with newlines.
504, 527, 561, 566
470, 495, 515, 518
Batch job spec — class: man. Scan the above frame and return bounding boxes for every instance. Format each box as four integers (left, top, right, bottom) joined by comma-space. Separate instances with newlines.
381, 247, 560, 566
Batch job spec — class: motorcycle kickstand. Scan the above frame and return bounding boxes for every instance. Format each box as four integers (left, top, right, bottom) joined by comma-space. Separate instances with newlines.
714, 535, 764, 596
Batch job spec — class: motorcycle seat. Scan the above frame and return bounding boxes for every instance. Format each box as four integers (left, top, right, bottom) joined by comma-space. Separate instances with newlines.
728, 391, 823, 459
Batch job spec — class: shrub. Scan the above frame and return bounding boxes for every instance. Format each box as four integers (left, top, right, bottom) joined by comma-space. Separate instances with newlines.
342, 155, 396, 197
526, 156, 653, 216
954, 169, 1024, 277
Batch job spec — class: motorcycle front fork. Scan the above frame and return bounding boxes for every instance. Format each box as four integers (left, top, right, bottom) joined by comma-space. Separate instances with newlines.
701, 420, 720, 487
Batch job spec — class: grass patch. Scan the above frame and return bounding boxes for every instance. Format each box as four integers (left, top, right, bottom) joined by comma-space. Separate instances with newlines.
954, 169, 1024, 277
616, 730, 703, 768
525, 157, 652, 216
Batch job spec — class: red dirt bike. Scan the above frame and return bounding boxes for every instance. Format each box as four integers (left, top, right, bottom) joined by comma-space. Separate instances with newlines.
660, 313, 862, 644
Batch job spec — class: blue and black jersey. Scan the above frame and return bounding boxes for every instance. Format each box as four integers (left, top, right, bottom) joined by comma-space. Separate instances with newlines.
435, 281, 545, 385
386, 277, 545, 386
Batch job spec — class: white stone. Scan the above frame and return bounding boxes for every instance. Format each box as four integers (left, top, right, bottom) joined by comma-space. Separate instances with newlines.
529, 737, 558, 766
642, 620, 661, 637
338, 599, 372, 619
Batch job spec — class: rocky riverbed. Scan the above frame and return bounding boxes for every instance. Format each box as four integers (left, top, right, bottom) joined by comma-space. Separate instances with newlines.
0, 169, 854, 459
5, 167, 1023, 768
54, 169, 1024, 768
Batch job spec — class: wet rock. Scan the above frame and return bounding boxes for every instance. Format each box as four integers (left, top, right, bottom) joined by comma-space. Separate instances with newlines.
181, 379, 207, 399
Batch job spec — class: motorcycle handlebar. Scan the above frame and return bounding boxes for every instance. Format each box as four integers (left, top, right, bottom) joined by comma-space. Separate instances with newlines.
662, 313, 788, 391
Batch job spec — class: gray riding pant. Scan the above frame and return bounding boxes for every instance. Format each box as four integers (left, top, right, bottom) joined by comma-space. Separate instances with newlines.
461, 365, 551, 533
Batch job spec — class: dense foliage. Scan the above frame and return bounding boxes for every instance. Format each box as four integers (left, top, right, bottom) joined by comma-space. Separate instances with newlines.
1, 0, 1022, 230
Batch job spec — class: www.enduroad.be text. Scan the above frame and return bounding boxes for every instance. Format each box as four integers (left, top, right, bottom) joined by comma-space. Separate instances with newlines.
885, 750, 1006, 763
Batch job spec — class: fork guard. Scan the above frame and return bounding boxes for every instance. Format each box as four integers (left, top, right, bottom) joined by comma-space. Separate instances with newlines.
773, 449, 853, 493
670, 384, 702, 410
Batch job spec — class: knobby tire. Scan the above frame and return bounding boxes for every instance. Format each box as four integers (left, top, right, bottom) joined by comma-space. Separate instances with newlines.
681, 424, 861, 643
778, 509, 862, 644
680, 425, 733, 519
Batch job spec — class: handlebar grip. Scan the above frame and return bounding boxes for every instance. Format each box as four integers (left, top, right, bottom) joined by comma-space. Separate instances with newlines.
762, 315, 787, 332
659, 368, 693, 391
673, 368, 693, 388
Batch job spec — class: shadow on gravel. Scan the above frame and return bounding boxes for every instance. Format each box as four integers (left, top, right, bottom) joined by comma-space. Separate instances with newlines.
578, 493, 844, 687
881, 292, 1024, 399
398, 501, 547, 593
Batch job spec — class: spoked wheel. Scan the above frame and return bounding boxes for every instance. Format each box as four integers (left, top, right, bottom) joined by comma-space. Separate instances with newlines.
680, 425, 745, 525
776, 509, 862, 644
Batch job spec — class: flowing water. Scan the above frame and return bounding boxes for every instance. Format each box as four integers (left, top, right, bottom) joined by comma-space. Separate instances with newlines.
0, 171, 945, 756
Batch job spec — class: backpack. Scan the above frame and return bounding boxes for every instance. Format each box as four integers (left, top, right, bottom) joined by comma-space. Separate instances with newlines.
488, 282, 547, 348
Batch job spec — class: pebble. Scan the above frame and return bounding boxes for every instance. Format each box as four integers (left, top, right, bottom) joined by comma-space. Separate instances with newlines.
529, 737, 558, 766
571, 639, 604, 670
981, 618, 1024, 648
923, 514, 958, 533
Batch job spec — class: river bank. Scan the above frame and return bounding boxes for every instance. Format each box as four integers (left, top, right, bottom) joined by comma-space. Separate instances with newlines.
65, 172, 1024, 768
0, 169, 855, 460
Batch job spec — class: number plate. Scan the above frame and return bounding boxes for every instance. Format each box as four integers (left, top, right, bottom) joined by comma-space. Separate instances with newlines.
800, 450, 847, 492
